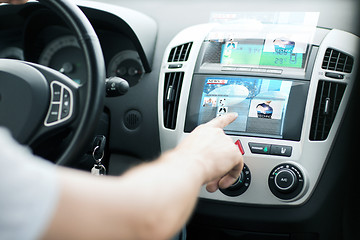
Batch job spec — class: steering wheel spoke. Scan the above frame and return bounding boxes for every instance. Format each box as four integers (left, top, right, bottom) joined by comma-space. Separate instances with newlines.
26, 61, 81, 144
0, 59, 78, 151
26, 61, 80, 123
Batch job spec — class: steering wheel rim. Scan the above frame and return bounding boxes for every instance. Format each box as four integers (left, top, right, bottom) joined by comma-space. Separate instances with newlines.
37, 0, 105, 166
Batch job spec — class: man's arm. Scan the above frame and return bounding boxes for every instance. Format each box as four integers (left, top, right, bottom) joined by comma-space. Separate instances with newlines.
43, 113, 243, 240
0, 0, 27, 4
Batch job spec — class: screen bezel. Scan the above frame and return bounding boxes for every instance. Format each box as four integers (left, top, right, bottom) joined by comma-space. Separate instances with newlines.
184, 74, 309, 141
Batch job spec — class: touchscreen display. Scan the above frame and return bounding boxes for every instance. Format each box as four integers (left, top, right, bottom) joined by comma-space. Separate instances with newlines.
198, 77, 292, 138
220, 41, 304, 68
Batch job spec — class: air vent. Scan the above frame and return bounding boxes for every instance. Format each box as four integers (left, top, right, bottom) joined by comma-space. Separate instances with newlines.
163, 72, 184, 129
310, 80, 346, 141
322, 48, 354, 73
168, 42, 193, 62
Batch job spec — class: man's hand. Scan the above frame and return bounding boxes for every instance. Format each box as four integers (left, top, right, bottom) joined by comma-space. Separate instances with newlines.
174, 113, 244, 193
0, 0, 27, 4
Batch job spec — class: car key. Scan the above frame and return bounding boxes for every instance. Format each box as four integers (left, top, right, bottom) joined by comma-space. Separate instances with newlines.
91, 163, 106, 176
91, 136, 107, 176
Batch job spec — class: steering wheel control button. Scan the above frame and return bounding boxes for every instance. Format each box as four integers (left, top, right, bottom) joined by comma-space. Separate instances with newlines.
47, 104, 60, 123
45, 81, 73, 126
220, 164, 251, 197
270, 145, 292, 157
268, 163, 304, 200
52, 84, 62, 101
61, 89, 71, 119
235, 139, 245, 155
248, 142, 270, 155
61, 103, 70, 119
63, 89, 70, 101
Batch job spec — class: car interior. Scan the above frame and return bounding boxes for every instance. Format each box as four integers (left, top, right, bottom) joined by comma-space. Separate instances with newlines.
0, 0, 359, 239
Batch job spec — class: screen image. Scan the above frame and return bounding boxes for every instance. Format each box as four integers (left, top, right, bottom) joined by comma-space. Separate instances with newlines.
221, 41, 304, 68
198, 77, 293, 138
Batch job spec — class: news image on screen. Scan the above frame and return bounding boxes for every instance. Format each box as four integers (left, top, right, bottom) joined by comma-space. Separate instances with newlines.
198, 77, 292, 138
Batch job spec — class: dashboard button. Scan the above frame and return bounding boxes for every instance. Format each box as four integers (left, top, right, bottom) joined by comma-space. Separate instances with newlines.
270, 145, 292, 157
235, 139, 245, 155
168, 64, 183, 69
248, 142, 270, 155
274, 169, 297, 192
325, 72, 344, 79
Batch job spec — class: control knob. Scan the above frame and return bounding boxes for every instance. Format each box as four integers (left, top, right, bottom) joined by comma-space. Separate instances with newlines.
220, 164, 251, 197
268, 163, 304, 200
274, 168, 298, 193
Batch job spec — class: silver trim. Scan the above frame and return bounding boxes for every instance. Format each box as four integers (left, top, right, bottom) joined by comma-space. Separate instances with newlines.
44, 81, 74, 127
274, 169, 297, 191
158, 25, 359, 206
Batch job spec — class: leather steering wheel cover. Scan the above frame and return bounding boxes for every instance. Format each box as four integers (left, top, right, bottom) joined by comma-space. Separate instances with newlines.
38, 0, 105, 166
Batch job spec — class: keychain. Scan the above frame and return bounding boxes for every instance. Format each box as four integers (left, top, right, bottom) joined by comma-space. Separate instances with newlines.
91, 136, 107, 176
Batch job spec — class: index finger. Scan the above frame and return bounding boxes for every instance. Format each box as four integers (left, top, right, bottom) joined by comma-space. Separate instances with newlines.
204, 112, 238, 129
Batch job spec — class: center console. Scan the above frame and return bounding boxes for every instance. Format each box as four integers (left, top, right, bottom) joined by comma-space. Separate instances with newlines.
158, 21, 359, 205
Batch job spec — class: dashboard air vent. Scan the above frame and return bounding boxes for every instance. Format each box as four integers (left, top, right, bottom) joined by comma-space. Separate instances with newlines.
163, 72, 184, 129
321, 48, 354, 73
168, 42, 193, 62
310, 80, 346, 141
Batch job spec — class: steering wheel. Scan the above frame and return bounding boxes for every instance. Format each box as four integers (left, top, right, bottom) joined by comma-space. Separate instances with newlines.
0, 0, 105, 166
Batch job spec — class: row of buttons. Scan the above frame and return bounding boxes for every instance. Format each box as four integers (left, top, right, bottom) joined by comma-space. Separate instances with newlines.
222, 140, 301, 199
45, 81, 73, 126
248, 142, 292, 157
222, 66, 283, 74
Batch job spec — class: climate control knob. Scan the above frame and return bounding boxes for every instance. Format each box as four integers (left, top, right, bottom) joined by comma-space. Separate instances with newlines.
274, 168, 298, 192
220, 164, 251, 197
268, 164, 304, 200
228, 171, 245, 190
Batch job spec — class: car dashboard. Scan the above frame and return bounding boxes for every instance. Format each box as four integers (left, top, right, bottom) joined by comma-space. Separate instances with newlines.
1, 0, 359, 240
0, 1, 155, 85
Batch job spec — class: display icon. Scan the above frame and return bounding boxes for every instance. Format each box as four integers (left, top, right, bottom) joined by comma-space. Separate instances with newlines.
217, 106, 228, 117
